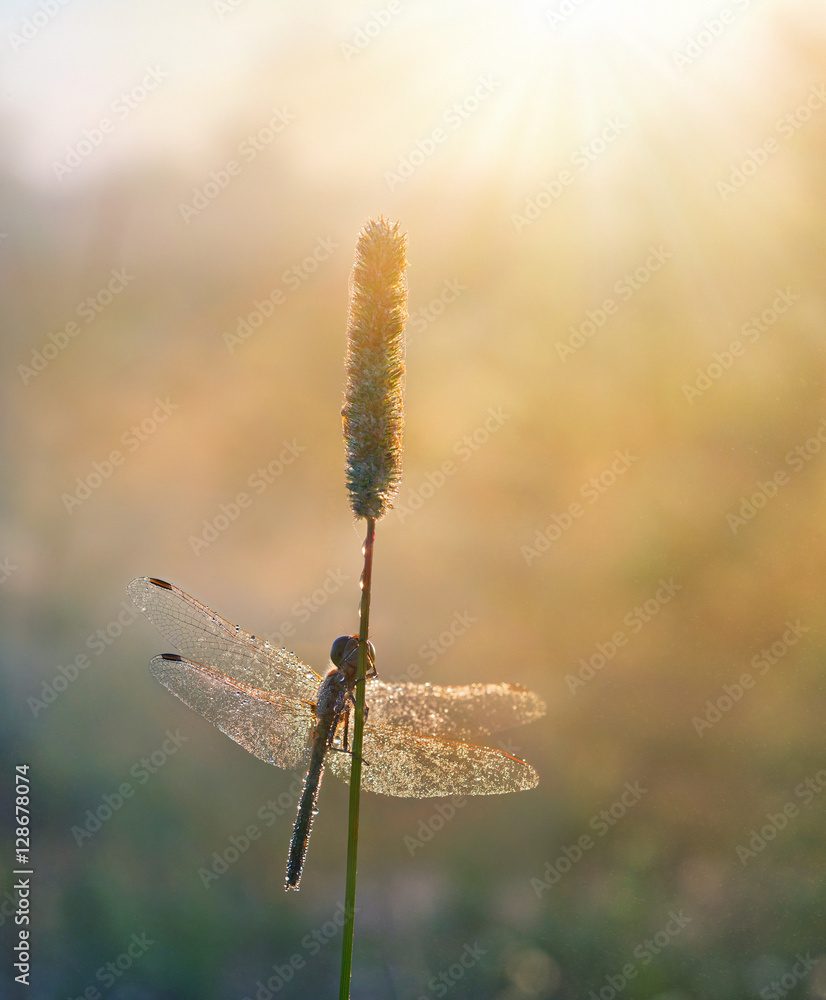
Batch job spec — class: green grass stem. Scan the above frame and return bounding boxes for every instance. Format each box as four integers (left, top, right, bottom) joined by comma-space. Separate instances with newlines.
338, 516, 376, 1000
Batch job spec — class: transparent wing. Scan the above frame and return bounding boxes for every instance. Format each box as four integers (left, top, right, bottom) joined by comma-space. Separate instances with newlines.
328, 722, 539, 796
363, 680, 546, 740
150, 654, 315, 770
128, 576, 321, 702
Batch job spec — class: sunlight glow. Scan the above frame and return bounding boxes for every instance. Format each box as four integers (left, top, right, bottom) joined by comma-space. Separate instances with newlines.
487, 0, 756, 90
540, 0, 707, 41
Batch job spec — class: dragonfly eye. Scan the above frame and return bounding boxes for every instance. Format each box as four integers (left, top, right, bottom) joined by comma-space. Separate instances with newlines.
329, 635, 375, 667
330, 635, 356, 666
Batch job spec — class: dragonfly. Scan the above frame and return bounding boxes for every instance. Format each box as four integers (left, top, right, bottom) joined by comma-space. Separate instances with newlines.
127, 576, 545, 890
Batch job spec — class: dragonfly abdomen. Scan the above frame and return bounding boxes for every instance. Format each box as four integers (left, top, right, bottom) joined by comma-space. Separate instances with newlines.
285, 721, 331, 890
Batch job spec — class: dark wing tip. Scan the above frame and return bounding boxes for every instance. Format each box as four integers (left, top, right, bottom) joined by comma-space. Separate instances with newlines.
148, 577, 173, 589
161, 653, 183, 661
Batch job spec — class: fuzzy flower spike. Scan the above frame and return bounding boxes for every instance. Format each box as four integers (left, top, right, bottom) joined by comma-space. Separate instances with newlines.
342, 217, 407, 520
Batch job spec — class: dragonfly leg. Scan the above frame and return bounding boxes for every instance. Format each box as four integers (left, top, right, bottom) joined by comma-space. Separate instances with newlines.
331, 712, 370, 765
344, 688, 370, 722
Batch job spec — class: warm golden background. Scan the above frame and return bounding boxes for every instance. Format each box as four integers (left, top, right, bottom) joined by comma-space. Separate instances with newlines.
2, 1, 826, 997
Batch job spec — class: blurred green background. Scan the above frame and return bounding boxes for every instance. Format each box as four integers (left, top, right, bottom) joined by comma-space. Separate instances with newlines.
2, 1, 826, 997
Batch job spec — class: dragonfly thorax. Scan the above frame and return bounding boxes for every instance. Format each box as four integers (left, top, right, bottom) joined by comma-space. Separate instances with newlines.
315, 668, 351, 723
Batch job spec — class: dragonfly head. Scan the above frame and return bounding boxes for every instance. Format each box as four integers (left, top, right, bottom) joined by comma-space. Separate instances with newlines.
330, 635, 376, 672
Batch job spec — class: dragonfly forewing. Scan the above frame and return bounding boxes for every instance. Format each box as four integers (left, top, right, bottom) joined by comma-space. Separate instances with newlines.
128, 577, 321, 702
150, 654, 314, 770
328, 722, 539, 796
363, 680, 547, 741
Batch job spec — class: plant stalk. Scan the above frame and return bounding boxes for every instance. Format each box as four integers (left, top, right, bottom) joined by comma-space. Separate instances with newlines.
338, 516, 376, 1000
